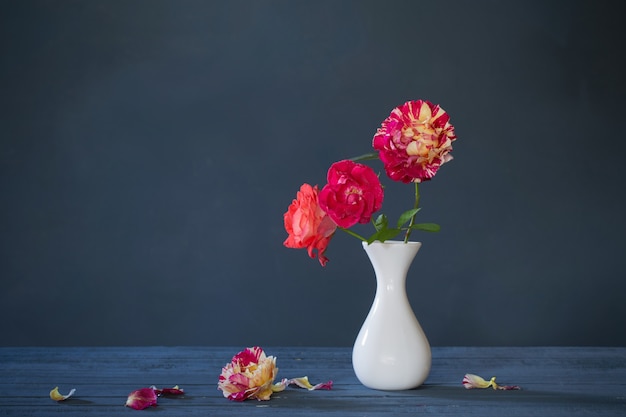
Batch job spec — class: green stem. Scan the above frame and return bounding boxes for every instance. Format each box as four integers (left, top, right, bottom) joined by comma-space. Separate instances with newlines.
340, 227, 367, 241
349, 152, 379, 162
404, 182, 420, 243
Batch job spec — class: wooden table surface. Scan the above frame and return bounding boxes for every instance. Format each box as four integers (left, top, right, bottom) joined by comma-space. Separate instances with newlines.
1, 346, 625, 416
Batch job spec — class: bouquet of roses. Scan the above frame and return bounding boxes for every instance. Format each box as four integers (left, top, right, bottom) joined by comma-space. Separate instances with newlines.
283, 99, 457, 266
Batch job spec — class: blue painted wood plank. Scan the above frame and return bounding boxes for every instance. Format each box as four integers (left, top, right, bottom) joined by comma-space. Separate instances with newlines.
0, 347, 625, 416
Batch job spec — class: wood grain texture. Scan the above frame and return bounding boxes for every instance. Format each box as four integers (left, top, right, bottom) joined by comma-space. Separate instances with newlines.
1, 347, 625, 416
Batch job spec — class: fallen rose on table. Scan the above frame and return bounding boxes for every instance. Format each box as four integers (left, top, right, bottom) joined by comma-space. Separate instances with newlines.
218, 346, 332, 401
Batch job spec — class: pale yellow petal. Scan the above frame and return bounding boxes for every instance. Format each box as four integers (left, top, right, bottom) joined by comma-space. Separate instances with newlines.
271, 378, 288, 392
50, 387, 76, 401
462, 374, 493, 389
417, 101, 432, 122
290, 376, 315, 390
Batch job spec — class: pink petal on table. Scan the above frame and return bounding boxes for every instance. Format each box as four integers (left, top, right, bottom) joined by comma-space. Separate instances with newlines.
125, 388, 158, 410
152, 385, 185, 396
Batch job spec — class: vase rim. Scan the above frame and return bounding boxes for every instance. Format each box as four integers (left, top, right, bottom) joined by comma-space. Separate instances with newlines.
362, 240, 422, 246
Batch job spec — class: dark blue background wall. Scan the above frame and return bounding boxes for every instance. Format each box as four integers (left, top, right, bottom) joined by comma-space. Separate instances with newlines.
1, 0, 625, 347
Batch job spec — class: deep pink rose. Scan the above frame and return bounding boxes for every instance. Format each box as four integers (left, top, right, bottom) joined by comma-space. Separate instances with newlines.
318, 160, 384, 229
284, 184, 337, 266
373, 100, 456, 183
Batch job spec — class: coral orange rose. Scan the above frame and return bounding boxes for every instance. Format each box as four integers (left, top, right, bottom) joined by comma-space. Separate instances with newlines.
283, 183, 337, 266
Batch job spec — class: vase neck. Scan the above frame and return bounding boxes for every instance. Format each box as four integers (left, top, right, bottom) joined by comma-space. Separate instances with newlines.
362, 240, 420, 271
362, 241, 421, 290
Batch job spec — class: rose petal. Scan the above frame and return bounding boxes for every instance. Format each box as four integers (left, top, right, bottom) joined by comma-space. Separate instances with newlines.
309, 380, 334, 390
462, 373, 520, 390
233, 346, 263, 367
151, 385, 185, 396
272, 376, 333, 392
125, 387, 158, 410
49, 387, 76, 401
462, 373, 493, 389
495, 382, 521, 390
271, 379, 288, 392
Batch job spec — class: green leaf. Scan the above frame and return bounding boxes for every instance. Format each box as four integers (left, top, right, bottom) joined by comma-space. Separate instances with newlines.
396, 208, 421, 228
409, 223, 441, 232
367, 228, 401, 244
373, 214, 388, 231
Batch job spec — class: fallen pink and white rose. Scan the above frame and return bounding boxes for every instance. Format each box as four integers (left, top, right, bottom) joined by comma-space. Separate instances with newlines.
218, 346, 332, 401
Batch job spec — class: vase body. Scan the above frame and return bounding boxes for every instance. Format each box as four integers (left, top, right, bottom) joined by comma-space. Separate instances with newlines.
352, 240, 431, 390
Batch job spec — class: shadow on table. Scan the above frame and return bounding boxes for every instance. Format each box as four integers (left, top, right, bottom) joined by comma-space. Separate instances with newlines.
262, 384, 626, 413
414, 384, 626, 406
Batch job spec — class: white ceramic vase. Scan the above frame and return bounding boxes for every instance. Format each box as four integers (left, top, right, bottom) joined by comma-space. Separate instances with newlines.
352, 240, 431, 390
